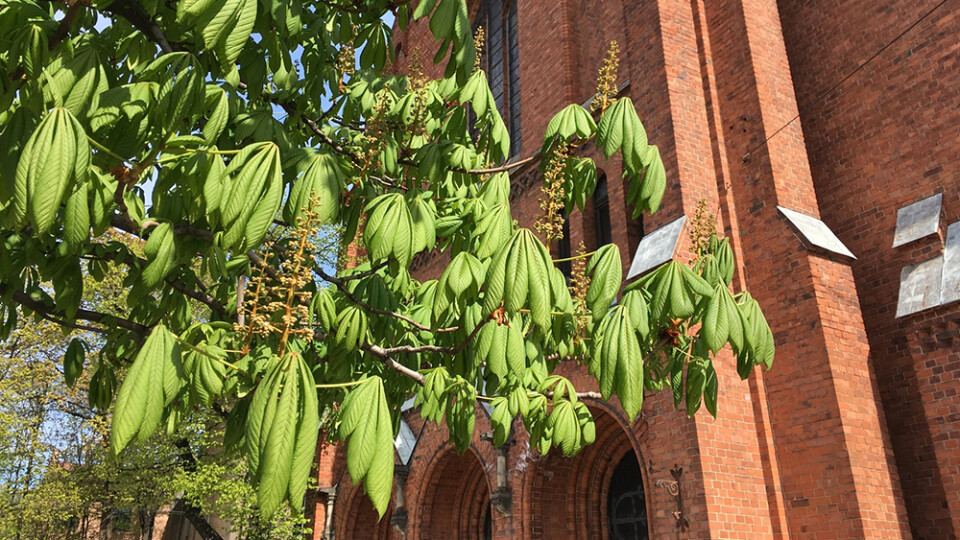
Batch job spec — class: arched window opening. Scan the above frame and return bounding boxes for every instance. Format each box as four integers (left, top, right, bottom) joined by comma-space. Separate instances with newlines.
593, 175, 612, 248
473, 0, 522, 157
482, 505, 493, 540
607, 451, 649, 540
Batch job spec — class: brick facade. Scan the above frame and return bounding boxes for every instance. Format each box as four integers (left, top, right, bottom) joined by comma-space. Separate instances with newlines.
308, 0, 960, 538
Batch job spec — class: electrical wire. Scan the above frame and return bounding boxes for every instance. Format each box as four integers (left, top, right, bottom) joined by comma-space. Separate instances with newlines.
741, 0, 952, 161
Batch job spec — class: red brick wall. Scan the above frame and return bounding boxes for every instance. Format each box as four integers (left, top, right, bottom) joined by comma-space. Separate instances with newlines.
309, 0, 960, 537
777, 1, 960, 536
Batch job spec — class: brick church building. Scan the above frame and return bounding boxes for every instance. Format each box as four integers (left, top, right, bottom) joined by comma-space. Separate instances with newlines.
307, 1, 960, 538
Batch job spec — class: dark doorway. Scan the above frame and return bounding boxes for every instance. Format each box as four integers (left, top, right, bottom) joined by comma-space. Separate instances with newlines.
607, 451, 649, 540
483, 505, 492, 540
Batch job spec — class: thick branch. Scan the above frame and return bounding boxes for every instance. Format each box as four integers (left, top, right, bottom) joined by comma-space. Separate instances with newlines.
362, 344, 426, 385
102, 0, 179, 54
0, 283, 149, 336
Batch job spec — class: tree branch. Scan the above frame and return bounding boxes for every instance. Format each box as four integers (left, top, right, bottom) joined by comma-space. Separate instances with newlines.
362, 344, 425, 385
315, 267, 459, 334
465, 153, 540, 175
102, 0, 179, 54
48, 0, 82, 49
0, 283, 149, 336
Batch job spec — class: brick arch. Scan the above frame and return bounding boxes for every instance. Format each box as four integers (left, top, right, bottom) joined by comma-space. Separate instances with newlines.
523, 402, 651, 539
336, 481, 393, 540
410, 444, 492, 540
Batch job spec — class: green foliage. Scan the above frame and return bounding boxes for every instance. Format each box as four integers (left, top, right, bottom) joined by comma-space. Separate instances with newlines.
0, 0, 777, 521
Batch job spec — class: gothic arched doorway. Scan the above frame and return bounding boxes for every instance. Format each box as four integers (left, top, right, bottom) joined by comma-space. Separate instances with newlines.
417, 447, 492, 540
527, 406, 650, 539
340, 483, 392, 540
608, 450, 649, 539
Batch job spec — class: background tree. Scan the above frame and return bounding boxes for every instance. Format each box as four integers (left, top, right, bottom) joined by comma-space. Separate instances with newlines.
0, 0, 775, 521
0, 234, 312, 539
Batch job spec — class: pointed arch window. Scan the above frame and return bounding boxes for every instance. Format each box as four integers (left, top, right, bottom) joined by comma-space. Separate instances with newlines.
593, 175, 612, 248
475, 0, 522, 156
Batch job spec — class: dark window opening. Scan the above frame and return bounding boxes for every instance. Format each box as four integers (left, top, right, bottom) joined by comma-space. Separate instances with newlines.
608, 451, 649, 540
473, 0, 522, 157
594, 175, 612, 248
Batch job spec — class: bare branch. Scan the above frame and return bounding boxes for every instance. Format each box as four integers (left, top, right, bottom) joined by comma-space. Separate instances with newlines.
362, 344, 426, 385
102, 0, 179, 54
0, 283, 149, 336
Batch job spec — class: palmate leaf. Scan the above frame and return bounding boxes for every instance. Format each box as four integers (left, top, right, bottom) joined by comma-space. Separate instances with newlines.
646, 260, 713, 322
111, 324, 182, 456
284, 150, 344, 225
218, 142, 283, 250
14, 107, 89, 235
474, 203, 513, 259
586, 244, 621, 318
364, 192, 415, 266
433, 251, 484, 322
482, 229, 556, 328
701, 282, 745, 353
590, 306, 644, 419
339, 376, 395, 517
243, 354, 319, 515
596, 97, 648, 168
544, 104, 596, 143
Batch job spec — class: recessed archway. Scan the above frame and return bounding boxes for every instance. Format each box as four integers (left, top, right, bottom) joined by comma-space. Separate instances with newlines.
416, 447, 492, 540
339, 483, 392, 540
527, 405, 650, 539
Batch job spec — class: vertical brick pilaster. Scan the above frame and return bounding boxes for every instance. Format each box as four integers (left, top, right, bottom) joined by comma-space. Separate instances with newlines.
701, 0, 909, 537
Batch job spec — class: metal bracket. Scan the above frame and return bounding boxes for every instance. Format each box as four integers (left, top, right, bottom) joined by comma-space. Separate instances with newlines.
654, 465, 689, 531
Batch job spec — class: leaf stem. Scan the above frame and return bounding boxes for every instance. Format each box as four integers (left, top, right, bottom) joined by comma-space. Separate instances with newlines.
552, 250, 596, 263
87, 136, 128, 163
315, 380, 365, 389
171, 334, 246, 374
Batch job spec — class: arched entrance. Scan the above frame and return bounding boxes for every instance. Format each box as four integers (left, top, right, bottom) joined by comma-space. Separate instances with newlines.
340, 483, 392, 540
527, 406, 650, 539
418, 447, 492, 540
608, 450, 649, 539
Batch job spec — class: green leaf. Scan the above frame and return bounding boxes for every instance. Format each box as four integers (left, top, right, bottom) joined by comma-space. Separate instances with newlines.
686, 361, 706, 417
289, 354, 320, 510
203, 87, 230, 144
596, 98, 647, 168
258, 357, 298, 516
142, 222, 177, 288
111, 324, 181, 456
339, 377, 394, 517
544, 104, 596, 142
15, 107, 89, 234
284, 151, 344, 225
64, 338, 85, 387
586, 244, 621, 318
591, 306, 643, 419
62, 180, 89, 249
364, 193, 415, 266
